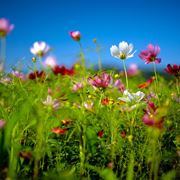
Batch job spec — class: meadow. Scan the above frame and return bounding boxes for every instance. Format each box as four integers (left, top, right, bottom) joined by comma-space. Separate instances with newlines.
0, 18, 180, 180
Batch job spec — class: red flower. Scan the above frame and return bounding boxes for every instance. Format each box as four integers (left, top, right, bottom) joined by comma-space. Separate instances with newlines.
139, 44, 161, 64
52, 127, 68, 135
28, 71, 46, 80
97, 130, 104, 138
138, 77, 155, 89
52, 65, 74, 76
164, 64, 180, 78
120, 130, 126, 138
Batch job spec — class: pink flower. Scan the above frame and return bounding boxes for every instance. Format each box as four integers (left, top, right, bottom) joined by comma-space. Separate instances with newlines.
0, 18, 14, 37
142, 102, 164, 129
114, 79, 125, 92
139, 44, 161, 64
88, 72, 112, 89
72, 82, 83, 92
30, 41, 50, 57
0, 119, 6, 129
69, 31, 81, 41
12, 71, 26, 80
44, 56, 57, 68
127, 64, 139, 77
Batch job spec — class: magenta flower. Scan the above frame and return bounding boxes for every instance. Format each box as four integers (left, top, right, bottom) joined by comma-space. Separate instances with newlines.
69, 31, 81, 41
114, 79, 125, 92
139, 44, 161, 64
164, 64, 180, 78
142, 102, 164, 129
0, 18, 14, 37
88, 72, 112, 89
30, 41, 50, 57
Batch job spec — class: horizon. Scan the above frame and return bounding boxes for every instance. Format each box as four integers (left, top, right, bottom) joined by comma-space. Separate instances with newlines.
0, 0, 180, 72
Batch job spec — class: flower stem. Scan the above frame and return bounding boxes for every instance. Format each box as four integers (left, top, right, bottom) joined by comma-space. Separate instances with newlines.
122, 60, 129, 89
0, 38, 6, 73
153, 63, 160, 103
176, 78, 179, 95
79, 42, 86, 74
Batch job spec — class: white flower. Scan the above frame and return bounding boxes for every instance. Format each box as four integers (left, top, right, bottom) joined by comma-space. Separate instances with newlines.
30, 41, 50, 57
118, 90, 145, 103
110, 41, 136, 60
44, 56, 57, 68
42, 95, 60, 110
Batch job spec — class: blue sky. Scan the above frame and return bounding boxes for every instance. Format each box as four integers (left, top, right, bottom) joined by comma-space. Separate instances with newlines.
0, 0, 180, 71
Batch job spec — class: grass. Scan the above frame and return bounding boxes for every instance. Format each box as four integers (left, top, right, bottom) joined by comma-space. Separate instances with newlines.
0, 63, 179, 180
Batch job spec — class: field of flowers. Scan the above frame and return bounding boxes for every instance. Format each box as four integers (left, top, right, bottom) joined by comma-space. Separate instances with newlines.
0, 18, 180, 180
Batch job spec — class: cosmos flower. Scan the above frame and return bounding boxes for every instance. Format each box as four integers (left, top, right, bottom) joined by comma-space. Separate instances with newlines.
139, 44, 161, 64
30, 41, 50, 57
0, 119, 6, 129
11, 70, 26, 80
127, 64, 139, 77
52, 127, 68, 135
118, 90, 145, 103
28, 71, 46, 80
69, 31, 81, 41
97, 130, 104, 138
83, 101, 94, 111
164, 64, 180, 78
142, 102, 164, 129
0, 18, 14, 37
52, 65, 74, 76
138, 77, 155, 89
88, 72, 112, 89
42, 95, 60, 110
72, 82, 83, 92
114, 79, 125, 92
110, 41, 136, 60
44, 56, 57, 68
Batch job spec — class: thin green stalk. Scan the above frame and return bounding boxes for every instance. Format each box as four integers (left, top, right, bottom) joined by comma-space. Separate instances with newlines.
176, 78, 179, 95
0, 38, 6, 72
79, 42, 86, 74
122, 60, 129, 89
153, 63, 160, 103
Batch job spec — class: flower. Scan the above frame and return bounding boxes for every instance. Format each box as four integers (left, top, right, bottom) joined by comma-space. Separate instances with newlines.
114, 79, 125, 92
30, 41, 50, 57
44, 56, 57, 68
164, 64, 180, 78
110, 41, 136, 60
127, 64, 139, 77
83, 101, 94, 111
42, 95, 60, 110
97, 130, 104, 138
142, 102, 164, 129
138, 77, 155, 89
28, 71, 46, 80
19, 151, 32, 160
0, 18, 14, 37
52, 65, 74, 76
118, 90, 145, 103
69, 31, 81, 41
52, 127, 68, 135
0, 119, 6, 129
139, 44, 161, 64
88, 72, 112, 89
72, 82, 83, 92
12, 70, 26, 80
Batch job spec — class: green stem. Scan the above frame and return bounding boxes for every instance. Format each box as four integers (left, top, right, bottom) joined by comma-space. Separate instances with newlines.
176, 78, 179, 95
153, 63, 160, 103
79, 42, 86, 74
122, 60, 129, 89
0, 38, 6, 72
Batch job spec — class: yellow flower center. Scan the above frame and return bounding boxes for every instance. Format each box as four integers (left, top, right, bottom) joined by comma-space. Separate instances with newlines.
119, 54, 126, 60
